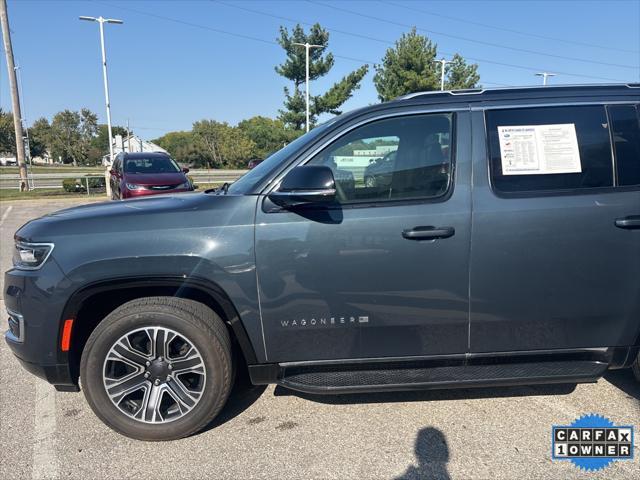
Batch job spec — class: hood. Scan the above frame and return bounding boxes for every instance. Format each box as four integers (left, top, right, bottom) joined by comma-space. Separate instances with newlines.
15, 192, 258, 242
123, 172, 187, 186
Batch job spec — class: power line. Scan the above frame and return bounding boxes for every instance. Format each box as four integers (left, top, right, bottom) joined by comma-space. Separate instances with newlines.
383, 0, 639, 55
309, 0, 639, 71
212, 0, 629, 83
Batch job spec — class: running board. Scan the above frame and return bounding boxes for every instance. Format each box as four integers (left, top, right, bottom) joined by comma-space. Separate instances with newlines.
276, 360, 608, 395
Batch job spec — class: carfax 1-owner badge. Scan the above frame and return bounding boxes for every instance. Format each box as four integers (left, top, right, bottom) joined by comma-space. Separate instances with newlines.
552, 414, 634, 472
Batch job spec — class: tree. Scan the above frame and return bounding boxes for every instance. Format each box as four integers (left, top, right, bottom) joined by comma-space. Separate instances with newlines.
373, 28, 480, 101
48, 109, 98, 165
276, 24, 368, 130
0, 108, 15, 155
192, 120, 255, 169
444, 53, 480, 90
238, 116, 299, 159
28, 117, 51, 159
153, 131, 208, 167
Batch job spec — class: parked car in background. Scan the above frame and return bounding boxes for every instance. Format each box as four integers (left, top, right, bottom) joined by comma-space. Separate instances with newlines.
248, 158, 263, 169
109, 152, 193, 200
363, 150, 396, 187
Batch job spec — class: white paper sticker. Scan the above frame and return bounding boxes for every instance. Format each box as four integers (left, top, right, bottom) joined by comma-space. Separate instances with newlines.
498, 124, 582, 175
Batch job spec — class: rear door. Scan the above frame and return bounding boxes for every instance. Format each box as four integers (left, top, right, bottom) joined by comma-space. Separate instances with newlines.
469, 102, 640, 353
255, 110, 473, 362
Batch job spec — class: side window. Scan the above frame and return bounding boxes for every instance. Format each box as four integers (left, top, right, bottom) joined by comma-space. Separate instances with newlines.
486, 106, 613, 194
608, 104, 640, 186
307, 114, 454, 203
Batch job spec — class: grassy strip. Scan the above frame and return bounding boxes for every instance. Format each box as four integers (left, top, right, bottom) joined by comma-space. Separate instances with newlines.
0, 166, 104, 175
0, 188, 98, 201
1, 182, 223, 201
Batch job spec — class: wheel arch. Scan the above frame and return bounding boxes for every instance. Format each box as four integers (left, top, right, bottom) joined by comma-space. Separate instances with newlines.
61, 276, 258, 384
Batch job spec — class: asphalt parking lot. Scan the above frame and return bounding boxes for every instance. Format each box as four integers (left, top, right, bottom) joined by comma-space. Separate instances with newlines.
1, 198, 638, 480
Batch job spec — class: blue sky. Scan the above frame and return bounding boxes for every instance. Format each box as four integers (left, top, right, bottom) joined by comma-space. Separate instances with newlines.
1, 0, 639, 138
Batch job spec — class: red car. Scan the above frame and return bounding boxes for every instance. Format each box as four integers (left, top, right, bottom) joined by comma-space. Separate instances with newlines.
109, 152, 194, 199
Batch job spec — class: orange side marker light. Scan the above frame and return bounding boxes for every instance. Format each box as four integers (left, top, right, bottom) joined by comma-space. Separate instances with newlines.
61, 319, 74, 352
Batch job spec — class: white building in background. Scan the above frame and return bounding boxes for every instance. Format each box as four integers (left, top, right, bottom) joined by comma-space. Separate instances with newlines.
102, 134, 167, 165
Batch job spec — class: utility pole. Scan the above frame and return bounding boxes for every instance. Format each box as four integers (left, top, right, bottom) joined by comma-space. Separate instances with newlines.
15, 64, 33, 188
1, 0, 28, 190
535, 72, 556, 86
434, 58, 452, 91
292, 42, 324, 132
79, 15, 122, 198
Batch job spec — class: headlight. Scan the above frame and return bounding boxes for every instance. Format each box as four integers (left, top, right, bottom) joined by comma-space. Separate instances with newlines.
13, 241, 54, 270
177, 181, 191, 189
126, 183, 146, 191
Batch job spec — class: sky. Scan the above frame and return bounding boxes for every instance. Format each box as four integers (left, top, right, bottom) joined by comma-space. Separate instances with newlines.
1, 0, 639, 139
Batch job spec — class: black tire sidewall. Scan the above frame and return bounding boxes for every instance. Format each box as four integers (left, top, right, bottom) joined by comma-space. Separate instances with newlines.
81, 307, 230, 441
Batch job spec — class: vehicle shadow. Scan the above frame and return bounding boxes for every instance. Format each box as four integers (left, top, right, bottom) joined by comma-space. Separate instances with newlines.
394, 427, 450, 480
201, 361, 267, 432
604, 369, 640, 401
273, 382, 577, 405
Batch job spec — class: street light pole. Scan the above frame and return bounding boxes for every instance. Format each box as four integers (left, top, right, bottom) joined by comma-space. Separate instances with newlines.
292, 42, 324, 132
79, 15, 122, 197
434, 58, 452, 91
535, 72, 556, 86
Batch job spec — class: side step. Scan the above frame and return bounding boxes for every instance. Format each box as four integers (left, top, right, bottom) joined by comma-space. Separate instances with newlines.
277, 359, 608, 394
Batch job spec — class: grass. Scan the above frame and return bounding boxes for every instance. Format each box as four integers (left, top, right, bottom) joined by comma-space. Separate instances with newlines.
0, 165, 104, 175
0, 188, 99, 201
0, 181, 222, 202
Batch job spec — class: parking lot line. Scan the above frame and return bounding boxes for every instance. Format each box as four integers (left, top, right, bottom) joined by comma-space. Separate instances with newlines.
32, 380, 58, 480
0, 205, 13, 226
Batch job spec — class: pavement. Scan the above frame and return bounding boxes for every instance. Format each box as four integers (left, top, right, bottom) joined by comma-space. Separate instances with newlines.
1, 197, 638, 480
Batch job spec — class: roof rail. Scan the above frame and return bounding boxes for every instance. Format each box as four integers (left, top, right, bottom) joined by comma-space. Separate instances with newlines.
394, 83, 635, 101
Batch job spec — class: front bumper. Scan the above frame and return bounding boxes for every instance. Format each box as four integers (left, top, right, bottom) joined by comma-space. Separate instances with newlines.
123, 187, 193, 199
4, 262, 78, 391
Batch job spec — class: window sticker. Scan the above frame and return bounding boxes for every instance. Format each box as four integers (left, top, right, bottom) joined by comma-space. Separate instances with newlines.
498, 124, 582, 175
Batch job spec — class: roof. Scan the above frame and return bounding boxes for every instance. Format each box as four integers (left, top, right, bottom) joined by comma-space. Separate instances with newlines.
119, 151, 170, 159
390, 83, 640, 106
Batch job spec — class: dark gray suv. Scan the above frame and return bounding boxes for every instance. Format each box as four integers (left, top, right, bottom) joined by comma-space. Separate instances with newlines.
5, 85, 640, 440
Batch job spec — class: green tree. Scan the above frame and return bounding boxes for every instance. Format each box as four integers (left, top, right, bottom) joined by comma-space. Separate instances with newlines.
0, 108, 15, 155
238, 116, 298, 159
28, 117, 52, 159
276, 24, 368, 130
48, 109, 99, 165
153, 131, 209, 167
444, 53, 480, 90
373, 28, 480, 101
192, 120, 255, 169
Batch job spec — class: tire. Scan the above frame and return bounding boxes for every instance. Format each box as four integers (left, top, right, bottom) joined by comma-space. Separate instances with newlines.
364, 176, 376, 188
80, 297, 233, 441
632, 352, 640, 382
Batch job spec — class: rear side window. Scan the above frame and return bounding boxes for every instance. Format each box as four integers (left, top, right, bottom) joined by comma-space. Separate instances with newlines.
608, 104, 640, 186
486, 106, 613, 194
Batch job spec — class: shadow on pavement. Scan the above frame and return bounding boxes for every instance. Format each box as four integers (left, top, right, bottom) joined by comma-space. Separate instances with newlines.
201, 359, 267, 432
274, 382, 576, 405
604, 369, 640, 401
395, 427, 450, 480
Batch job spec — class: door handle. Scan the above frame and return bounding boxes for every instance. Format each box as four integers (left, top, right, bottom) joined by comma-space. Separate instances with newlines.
615, 215, 640, 230
402, 226, 455, 240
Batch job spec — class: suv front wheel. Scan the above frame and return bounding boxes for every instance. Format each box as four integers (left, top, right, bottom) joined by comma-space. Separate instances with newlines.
80, 297, 233, 441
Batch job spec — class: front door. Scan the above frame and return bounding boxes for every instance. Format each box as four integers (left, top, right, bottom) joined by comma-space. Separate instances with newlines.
255, 111, 472, 362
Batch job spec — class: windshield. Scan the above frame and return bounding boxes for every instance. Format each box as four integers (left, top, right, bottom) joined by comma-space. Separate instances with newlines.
227, 121, 335, 194
124, 156, 181, 174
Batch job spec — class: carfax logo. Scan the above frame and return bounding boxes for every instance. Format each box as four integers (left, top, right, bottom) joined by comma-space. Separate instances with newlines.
552, 414, 634, 472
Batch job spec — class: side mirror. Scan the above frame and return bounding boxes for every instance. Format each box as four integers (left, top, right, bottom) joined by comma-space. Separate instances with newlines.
182, 167, 190, 173
269, 165, 336, 207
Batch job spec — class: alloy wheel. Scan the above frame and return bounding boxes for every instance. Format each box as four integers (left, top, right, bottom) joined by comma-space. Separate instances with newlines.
102, 326, 206, 424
